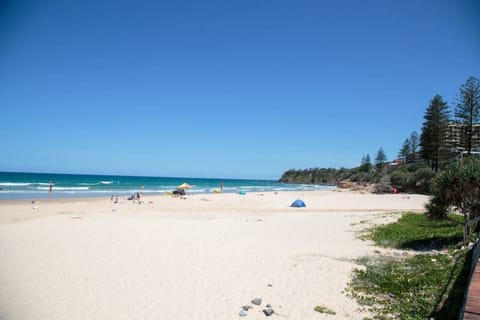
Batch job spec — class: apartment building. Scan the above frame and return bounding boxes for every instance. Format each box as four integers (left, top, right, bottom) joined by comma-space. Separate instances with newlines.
446, 121, 480, 155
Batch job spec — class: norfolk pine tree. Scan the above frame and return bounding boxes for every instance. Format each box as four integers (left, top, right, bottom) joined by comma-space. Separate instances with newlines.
420, 95, 450, 172
399, 138, 411, 162
408, 131, 419, 162
399, 131, 420, 163
375, 147, 387, 170
455, 76, 480, 155
360, 154, 372, 172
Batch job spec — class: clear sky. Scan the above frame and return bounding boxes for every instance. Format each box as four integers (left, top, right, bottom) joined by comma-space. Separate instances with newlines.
1, 0, 479, 180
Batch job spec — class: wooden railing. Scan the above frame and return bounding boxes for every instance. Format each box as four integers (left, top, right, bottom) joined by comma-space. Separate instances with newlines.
460, 240, 480, 319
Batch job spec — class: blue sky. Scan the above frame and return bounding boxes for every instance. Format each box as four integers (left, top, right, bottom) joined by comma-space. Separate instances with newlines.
1, 0, 479, 179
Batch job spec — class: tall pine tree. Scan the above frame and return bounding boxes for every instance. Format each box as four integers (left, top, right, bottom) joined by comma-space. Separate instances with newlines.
360, 154, 372, 172
420, 95, 451, 172
375, 147, 387, 170
455, 76, 480, 155
408, 131, 419, 163
399, 138, 410, 163
399, 131, 420, 163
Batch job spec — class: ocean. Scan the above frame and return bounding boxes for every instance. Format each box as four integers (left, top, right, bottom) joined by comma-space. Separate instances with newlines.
0, 172, 334, 200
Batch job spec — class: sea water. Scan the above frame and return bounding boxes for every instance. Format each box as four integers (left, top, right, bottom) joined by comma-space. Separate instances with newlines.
0, 172, 334, 200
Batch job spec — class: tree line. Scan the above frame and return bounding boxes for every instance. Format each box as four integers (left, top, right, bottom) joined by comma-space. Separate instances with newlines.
279, 76, 480, 193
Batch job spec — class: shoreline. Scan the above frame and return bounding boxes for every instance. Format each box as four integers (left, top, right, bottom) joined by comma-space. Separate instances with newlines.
0, 188, 338, 207
0, 190, 430, 319
0, 186, 336, 201
0, 189, 300, 205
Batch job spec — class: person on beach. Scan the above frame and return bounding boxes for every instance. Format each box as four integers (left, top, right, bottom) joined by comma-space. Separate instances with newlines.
220, 181, 224, 193
49, 181, 53, 193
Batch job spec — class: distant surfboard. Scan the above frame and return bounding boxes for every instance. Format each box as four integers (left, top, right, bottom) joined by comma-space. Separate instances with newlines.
213, 189, 222, 194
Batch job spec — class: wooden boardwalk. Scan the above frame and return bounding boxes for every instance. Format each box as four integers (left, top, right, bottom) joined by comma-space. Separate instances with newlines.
464, 256, 480, 319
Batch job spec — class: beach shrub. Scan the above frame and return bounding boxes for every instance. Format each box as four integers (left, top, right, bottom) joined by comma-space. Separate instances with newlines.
426, 157, 480, 243
389, 171, 409, 190
388, 164, 435, 194
410, 167, 437, 193
350, 171, 374, 183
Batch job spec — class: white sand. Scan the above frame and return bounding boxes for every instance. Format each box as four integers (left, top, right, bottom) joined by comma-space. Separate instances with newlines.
0, 190, 429, 320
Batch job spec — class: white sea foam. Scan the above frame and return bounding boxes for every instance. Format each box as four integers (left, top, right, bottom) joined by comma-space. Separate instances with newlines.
37, 187, 90, 191
99, 181, 113, 185
273, 187, 297, 191
0, 182, 32, 187
238, 186, 264, 189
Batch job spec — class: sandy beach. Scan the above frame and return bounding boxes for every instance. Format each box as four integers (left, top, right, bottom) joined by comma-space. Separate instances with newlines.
0, 190, 429, 320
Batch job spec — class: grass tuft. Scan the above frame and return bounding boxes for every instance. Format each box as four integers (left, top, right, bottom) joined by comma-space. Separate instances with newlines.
314, 305, 336, 315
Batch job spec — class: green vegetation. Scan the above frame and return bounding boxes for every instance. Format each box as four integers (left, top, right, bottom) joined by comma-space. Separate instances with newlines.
386, 163, 436, 194
279, 163, 435, 194
369, 213, 463, 250
347, 213, 470, 319
426, 157, 480, 243
314, 305, 336, 315
279, 167, 348, 185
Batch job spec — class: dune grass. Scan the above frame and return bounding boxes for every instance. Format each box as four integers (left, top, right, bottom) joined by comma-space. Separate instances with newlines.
369, 213, 464, 250
347, 212, 471, 319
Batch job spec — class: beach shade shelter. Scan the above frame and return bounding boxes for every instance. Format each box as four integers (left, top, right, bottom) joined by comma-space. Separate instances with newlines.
291, 199, 306, 207
177, 183, 192, 189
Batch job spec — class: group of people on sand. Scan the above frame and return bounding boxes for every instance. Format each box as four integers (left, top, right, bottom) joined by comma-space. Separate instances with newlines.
110, 192, 142, 204
128, 192, 142, 203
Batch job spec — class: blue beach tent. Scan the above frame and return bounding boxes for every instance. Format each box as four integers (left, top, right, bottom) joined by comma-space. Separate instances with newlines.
291, 199, 306, 207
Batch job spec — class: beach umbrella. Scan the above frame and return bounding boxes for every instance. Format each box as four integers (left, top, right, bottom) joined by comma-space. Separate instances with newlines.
177, 182, 192, 189
291, 199, 306, 207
